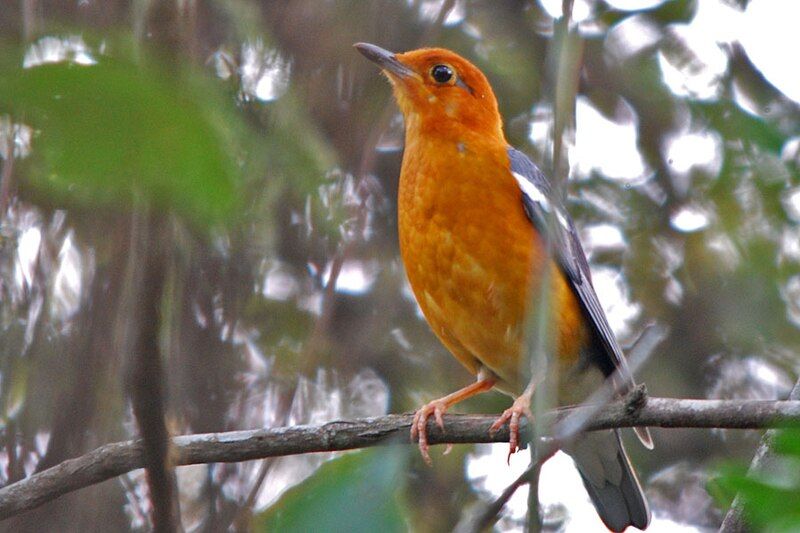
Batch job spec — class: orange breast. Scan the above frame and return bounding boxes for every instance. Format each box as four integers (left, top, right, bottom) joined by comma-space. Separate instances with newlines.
398, 133, 587, 395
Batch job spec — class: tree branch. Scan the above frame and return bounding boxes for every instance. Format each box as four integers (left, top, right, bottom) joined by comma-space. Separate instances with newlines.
1, 397, 800, 521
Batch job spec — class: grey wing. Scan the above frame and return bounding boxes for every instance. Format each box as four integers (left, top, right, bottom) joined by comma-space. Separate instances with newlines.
507, 147, 635, 389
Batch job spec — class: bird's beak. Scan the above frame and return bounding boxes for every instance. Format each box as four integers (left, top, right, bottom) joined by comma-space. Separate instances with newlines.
354, 42, 415, 79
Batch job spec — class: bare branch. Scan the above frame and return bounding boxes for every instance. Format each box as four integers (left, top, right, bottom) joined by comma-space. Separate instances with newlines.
1, 397, 800, 521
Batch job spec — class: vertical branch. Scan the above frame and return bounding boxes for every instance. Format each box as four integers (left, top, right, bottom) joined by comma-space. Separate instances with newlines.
124, 5, 195, 526
525, 457, 544, 533
21, 0, 37, 41
525, 1, 582, 530
524, 264, 553, 533
0, 128, 14, 217
0, 136, 16, 490
4, 420, 23, 484
124, 211, 180, 533
551, 0, 577, 189
35, 240, 125, 473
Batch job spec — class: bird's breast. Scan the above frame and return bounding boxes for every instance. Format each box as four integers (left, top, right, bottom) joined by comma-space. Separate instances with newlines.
398, 136, 586, 393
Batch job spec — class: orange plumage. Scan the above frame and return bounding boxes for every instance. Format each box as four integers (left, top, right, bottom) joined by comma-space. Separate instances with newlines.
398, 106, 585, 391
356, 43, 651, 532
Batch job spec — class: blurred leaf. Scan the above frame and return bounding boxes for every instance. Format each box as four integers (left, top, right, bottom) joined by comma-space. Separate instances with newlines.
772, 428, 800, 457
711, 430, 800, 531
599, 0, 697, 27
255, 447, 408, 533
0, 54, 240, 229
1, 356, 29, 424
691, 100, 785, 152
647, 0, 697, 24
721, 0, 750, 9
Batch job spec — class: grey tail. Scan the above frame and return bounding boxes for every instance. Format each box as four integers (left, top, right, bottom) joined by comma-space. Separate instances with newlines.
634, 426, 654, 450
570, 430, 651, 532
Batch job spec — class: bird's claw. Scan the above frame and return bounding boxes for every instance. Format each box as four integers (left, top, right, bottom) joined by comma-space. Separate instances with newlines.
489, 397, 533, 463
411, 400, 448, 465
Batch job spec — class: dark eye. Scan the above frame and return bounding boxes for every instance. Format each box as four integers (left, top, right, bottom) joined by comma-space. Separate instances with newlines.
431, 64, 453, 84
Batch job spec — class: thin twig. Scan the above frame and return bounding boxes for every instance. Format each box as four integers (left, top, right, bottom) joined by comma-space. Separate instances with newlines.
457, 440, 558, 533
1, 397, 800, 521
0, 127, 15, 217
527, 0, 580, 528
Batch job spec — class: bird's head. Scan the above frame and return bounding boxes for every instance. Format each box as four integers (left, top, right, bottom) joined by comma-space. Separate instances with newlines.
355, 43, 504, 142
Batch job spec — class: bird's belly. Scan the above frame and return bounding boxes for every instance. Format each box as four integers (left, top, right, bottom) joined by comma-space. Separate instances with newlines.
400, 201, 587, 394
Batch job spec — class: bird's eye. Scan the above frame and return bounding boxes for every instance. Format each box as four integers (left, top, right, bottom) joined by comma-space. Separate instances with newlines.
431, 64, 454, 84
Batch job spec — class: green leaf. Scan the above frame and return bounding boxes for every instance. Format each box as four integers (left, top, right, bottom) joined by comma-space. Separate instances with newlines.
690, 100, 786, 153
647, 0, 698, 24
772, 429, 800, 458
712, 432, 800, 531
598, 0, 697, 28
716, 473, 800, 531
256, 447, 408, 533
0, 54, 240, 229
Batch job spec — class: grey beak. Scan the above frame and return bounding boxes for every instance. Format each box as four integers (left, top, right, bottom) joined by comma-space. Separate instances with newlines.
354, 42, 415, 78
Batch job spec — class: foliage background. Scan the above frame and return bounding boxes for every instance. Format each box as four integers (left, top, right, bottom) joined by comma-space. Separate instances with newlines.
0, 0, 799, 531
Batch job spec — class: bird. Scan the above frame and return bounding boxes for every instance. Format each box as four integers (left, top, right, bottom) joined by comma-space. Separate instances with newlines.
355, 42, 652, 532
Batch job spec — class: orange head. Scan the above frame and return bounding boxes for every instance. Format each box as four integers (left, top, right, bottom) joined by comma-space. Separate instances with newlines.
355, 43, 505, 142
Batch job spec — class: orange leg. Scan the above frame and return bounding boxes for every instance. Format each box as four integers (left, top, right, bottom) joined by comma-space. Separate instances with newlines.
489, 382, 535, 461
411, 374, 497, 465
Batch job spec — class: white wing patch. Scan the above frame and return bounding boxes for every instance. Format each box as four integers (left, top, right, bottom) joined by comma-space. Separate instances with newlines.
512, 171, 549, 209
512, 171, 570, 229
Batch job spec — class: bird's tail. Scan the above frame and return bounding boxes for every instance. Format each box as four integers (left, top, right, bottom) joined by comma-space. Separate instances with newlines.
565, 430, 650, 532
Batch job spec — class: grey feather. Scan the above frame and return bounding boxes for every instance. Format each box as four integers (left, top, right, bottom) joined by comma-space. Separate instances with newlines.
567, 430, 651, 532
508, 147, 634, 386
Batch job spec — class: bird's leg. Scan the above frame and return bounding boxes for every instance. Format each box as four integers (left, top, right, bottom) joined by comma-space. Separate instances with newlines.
411, 372, 497, 465
489, 381, 536, 461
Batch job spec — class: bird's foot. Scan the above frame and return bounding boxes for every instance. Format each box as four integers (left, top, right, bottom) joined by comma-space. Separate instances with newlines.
489, 395, 533, 462
409, 377, 498, 464
410, 400, 448, 465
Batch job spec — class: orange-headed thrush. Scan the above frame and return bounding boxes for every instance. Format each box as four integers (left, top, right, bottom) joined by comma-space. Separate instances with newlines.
355, 42, 652, 532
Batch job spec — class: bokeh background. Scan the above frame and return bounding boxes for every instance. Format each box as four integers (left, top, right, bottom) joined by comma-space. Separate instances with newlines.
1, 0, 799, 531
